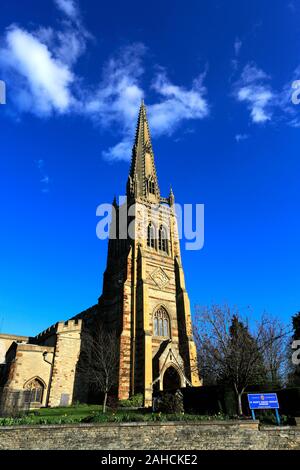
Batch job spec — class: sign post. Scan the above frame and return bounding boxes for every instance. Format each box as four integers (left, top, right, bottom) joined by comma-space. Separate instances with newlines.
275, 409, 281, 426
247, 393, 280, 425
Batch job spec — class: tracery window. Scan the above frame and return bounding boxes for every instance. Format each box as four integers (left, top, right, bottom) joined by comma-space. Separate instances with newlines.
147, 177, 155, 195
24, 378, 45, 403
147, 222, 156, 249
153, 307, 170, 337
158, 225, 169, 254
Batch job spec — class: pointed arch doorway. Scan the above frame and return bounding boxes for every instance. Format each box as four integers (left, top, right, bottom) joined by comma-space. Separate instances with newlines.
163, 366, 181, 391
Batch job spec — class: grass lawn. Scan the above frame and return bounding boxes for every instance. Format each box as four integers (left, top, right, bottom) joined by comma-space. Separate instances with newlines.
0, 403, 291, 426
0, 404, 230, 426
23, 404, 104, 424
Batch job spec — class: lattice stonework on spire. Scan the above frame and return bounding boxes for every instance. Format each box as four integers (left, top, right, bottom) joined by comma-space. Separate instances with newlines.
127, 102, 160, 201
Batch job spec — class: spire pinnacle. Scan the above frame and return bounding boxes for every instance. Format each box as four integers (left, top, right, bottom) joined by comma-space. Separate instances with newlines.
112, 195, 118, 207
169, 186, 175, 206
127, 102, 160, 201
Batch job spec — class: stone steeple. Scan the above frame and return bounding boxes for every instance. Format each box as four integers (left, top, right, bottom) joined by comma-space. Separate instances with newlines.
101, 102, 201, 407
127, 101, 160, 202
0, 102, 201, 413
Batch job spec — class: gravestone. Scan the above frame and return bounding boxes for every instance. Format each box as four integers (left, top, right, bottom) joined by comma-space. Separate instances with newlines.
60, 394, 70, 407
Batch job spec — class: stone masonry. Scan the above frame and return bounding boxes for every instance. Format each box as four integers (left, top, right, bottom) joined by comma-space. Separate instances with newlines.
0, 421, 300, 450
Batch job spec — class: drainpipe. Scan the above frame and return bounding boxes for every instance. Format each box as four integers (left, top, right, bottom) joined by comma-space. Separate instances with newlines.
43, 351, 54, 407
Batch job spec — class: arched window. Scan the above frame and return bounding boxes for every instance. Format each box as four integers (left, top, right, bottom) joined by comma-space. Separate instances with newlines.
153, 307, 170, 337
158, 225, 169, 253
24, 377, 45, 404
147, 222, 156, 249
147, 177, 155, 195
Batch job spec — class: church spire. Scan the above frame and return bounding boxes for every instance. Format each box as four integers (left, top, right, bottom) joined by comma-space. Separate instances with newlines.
127, 101, 160, 201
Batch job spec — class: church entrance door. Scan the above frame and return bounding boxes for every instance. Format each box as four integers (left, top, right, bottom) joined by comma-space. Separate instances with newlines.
163, 366, 181, 390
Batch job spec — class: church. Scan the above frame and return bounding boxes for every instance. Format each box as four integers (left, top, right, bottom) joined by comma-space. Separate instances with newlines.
0, 102, 200, 409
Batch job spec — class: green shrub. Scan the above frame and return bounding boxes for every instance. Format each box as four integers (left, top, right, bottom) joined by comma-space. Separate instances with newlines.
0, 414, 85, 426
118, 394, 144, 408
0, 417, 16, 426
83, 411, 229, 424
157, 391, 184, 414
257, 410, 289, 426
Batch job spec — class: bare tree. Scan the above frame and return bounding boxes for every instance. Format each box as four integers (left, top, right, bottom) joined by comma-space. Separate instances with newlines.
194, 304, 288, 416
79, 320, 120, 413
259, 313, 289, 388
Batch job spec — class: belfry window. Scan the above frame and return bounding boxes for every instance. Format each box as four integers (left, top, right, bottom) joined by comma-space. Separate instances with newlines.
147, 177, 155, 195
158, 225, 169, 254
147, 223, 156, 249
153, 307, 170, 337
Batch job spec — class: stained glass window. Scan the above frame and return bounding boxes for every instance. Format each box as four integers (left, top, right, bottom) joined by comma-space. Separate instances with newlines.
153, 307, 170, 337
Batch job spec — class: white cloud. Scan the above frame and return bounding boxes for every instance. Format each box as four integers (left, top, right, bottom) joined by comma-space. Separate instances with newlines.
84, 45, 209, 162
0, 0, 90, 116
237, 86, 273, 123
233, 63, 274, 123
51, 0, 90, 65
83, 44, 145, 161
0, 3, 210, 162
54, 0, 79, 21
55, 28, 87, 65
36, 25, 88, 67
84, 43, 145, 128
240, 64, 270, 84
235, 133, 249, 142
149, 71, 209, 136
102, 139, 133, 162
0, 27, 75, 116
289, 118, 300, 128
233, 63, 300, 126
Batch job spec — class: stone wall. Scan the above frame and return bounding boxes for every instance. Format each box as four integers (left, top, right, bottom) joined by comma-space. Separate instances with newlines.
0, 421, 300, 450
48, 320, 82, 408
0, 334, 29, 365
3, 344, 54, 407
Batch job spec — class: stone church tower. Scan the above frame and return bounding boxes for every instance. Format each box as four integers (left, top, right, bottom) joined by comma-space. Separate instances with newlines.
99, 102, 201, 406
0, 101, 200, 410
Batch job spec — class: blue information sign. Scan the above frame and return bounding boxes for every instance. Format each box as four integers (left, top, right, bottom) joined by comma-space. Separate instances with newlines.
247, 393, 279, 410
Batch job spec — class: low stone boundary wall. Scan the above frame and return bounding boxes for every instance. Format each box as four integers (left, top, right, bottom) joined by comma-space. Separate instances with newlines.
0, 421, 300, 450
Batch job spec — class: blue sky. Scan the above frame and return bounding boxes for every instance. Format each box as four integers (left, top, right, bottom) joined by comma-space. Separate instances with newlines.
0, 0, 299, 336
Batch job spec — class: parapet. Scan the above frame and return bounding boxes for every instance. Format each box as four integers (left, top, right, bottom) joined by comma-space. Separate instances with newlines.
56, 318, 83, 334
34, 324, 57, 342
71, 304, 98, 322
34, 318, 82, 341
0, 333, 29, 343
